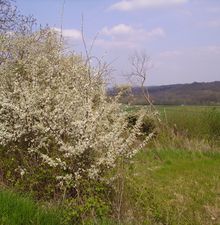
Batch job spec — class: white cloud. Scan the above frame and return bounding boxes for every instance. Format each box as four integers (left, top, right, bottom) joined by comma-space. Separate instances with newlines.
109, 0, 189, 11
102, 24, 133, 36
97, 24, 165, 49
52, 27, 81, 40
101, 24, 165, 40
147, 27, 166, 38
159, 50, 182, 58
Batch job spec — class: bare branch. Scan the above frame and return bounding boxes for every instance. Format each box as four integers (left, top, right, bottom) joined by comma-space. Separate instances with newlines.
60, 0, 66, 42
0, 0, 36, 34
128, 51, 155, 110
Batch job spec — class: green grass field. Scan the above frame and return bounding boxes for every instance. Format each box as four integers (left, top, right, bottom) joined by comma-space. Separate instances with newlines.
124, 148, 220, 224
158, 105, 220, 142
126, 105, 220, 146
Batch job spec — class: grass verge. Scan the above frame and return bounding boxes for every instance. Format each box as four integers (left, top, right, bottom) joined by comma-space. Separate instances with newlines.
0, 189, 62, 225
122, 148, 220, 224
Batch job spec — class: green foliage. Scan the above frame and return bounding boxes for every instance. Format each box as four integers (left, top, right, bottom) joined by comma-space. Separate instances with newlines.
203, 107, 220, 143
0, 146, 61, 200
60, 180, 111, 225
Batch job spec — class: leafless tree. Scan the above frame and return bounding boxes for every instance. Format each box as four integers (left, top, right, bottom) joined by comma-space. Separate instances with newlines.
128, 51, 155, 110
0, 0, 36, 34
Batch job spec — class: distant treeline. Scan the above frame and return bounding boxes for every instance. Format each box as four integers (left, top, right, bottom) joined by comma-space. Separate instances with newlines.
108, 81, 220, 105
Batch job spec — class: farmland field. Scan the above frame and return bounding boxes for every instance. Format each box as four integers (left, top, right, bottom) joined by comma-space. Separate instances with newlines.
126, 105, 220, 146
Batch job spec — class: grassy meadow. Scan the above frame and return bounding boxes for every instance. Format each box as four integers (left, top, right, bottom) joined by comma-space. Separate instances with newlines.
1, 105, 220, 224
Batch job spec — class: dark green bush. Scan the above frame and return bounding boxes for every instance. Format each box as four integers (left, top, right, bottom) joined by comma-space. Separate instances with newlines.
127, 113, 156, 136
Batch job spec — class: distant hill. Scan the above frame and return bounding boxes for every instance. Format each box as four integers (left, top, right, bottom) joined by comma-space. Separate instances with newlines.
109, 81, 220, 105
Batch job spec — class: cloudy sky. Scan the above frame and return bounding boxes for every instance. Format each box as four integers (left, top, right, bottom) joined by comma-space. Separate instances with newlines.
17, 0, 220, 85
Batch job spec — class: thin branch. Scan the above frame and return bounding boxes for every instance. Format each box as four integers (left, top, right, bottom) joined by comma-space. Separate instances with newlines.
60, 0, 66, 42
128, 52, 155, 111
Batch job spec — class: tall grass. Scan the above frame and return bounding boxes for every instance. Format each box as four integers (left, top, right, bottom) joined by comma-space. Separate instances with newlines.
124, 105, 220, 149
0, 189, 62, 225
113, 105, 220, 224
158, 106, 220, 146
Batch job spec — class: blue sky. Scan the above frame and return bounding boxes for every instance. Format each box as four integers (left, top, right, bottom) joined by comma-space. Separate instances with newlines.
16, 0, 220, 85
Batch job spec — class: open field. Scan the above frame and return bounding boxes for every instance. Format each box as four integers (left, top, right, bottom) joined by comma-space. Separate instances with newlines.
159, 105, 220, 146
126, 105, 220, 147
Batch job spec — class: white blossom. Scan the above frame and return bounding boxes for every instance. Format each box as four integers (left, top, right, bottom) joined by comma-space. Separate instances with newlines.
0, 29, 154, 187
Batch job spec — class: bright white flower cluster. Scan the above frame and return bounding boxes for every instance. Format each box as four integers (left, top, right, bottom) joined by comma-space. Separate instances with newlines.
0, 29, 153, 185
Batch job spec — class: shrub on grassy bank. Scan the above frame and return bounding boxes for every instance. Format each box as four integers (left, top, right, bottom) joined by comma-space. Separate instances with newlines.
1, 148, 220, 225
0, 27, 154, 222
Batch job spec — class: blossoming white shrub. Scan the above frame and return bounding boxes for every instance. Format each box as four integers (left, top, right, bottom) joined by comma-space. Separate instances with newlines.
0, 29, 153, 188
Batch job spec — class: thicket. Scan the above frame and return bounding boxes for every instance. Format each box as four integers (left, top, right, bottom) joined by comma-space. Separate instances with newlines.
0, 1, 155, 222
